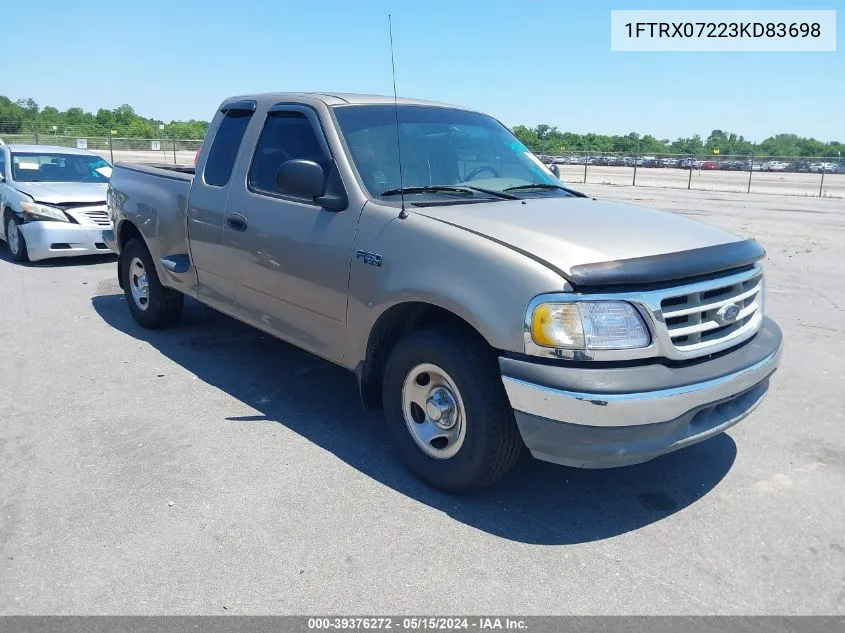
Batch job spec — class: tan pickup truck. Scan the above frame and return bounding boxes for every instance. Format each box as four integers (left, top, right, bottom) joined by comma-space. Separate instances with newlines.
104, 92, 782, 493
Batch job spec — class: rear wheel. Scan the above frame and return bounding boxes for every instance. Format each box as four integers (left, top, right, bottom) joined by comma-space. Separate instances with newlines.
5, 214, 29, 263
382, 327, 522, 493
121, 238, 183, 328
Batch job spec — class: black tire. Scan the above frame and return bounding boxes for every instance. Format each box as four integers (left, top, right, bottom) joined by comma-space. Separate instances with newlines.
5, 213, 29, 263
382, 327, 522, 493
121, 238, 184, 328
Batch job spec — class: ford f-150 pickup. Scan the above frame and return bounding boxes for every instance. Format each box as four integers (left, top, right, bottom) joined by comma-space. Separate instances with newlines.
104, 92, 782, 493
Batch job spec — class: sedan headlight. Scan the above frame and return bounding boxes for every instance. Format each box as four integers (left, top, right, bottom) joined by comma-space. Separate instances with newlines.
21, 201, 70, 223
530, 300, 650, 351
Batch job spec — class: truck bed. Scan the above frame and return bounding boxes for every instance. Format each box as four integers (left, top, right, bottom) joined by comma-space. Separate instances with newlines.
113, 162, 195, 180
109, 161, 196, 292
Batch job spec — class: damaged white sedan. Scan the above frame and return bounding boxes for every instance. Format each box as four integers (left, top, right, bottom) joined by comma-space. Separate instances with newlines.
0, 142, 113, 262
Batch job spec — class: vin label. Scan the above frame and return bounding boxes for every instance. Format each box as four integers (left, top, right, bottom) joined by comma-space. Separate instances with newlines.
610, 10, 836, 51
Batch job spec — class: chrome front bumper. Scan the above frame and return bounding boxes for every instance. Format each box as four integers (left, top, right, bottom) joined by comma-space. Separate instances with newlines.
500, 317, 783, 468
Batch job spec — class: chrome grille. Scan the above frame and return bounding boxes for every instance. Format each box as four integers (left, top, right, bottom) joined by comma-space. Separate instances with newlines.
83, 209, 111, 226
660, 272, 763, 352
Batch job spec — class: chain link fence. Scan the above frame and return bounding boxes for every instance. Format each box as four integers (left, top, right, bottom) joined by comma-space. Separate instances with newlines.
537, 151, 844, 198
2, 124, 843, 198
0, 130, 202, 166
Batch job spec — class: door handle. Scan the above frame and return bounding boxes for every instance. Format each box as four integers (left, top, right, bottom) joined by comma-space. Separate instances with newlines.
225, 212, 248, 232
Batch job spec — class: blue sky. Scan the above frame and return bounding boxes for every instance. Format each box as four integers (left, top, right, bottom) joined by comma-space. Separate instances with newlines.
4, 0, 842, 141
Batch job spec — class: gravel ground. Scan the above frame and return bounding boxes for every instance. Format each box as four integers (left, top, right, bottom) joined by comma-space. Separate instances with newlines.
0, 184, 843, 615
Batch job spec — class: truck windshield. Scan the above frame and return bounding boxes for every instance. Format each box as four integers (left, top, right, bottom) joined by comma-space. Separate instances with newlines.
10, 153, 112, 183
333, 105, 564, 200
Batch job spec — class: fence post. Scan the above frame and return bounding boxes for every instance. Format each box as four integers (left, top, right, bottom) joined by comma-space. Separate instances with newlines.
583, 151, 588, 183
172, 133, 177, 164
687, 161, 693, 189
34, 123, 39, 145
632, 154, 638, 186
108, 130, 114, 165
819, 169, 825, 197
747, 153, 753, 194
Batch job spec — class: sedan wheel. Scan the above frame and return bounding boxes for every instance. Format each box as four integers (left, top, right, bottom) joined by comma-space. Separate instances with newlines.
5, 216, 28, 262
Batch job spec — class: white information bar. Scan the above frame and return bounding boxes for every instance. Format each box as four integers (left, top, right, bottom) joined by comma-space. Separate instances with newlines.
611, 10, 836, 51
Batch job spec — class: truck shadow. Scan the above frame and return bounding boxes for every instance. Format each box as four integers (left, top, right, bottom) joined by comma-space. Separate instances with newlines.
91, 293, 737, 546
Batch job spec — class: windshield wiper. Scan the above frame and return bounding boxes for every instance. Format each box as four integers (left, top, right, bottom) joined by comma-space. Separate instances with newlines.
503, 183, 587, 197
463, 186, 519, 200
380, 185, 476, 197
380, 185, 520, 203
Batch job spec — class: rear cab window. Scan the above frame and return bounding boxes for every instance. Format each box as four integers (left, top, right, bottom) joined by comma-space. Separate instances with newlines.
203, 104, 255, 187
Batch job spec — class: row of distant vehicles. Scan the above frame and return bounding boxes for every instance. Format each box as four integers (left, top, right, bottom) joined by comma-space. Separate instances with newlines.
540, 154, 841, 173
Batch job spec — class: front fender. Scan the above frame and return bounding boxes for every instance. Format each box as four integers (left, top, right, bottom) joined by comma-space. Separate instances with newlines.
342, 209, 567, 371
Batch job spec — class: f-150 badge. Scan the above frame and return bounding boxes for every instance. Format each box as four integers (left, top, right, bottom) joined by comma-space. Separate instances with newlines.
356, 250, 383, 267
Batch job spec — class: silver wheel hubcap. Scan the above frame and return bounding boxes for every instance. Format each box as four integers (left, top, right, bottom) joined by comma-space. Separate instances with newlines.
129, 257, 150, 311
401, 363, 467, 459
6, 219, 19, 255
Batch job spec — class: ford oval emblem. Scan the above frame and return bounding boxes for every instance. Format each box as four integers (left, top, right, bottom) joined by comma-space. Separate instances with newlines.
716, 303, 741, 324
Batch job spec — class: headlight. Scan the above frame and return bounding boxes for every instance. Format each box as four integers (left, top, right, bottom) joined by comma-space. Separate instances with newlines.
530, 300, 650, 351
21, 201, 70, 223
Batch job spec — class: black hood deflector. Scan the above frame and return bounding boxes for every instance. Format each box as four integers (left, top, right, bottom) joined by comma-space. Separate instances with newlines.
568, 239, 766, 289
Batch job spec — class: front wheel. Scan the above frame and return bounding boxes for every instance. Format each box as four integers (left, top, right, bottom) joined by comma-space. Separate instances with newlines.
121, 238, 184, 328
382, 327, 522, 493
5, 215, 29, 262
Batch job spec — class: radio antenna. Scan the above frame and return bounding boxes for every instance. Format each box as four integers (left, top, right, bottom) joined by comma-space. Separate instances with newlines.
388, 14, 408, 219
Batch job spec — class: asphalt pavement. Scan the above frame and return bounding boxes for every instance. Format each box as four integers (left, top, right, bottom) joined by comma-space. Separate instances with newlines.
0, 185, 843, 615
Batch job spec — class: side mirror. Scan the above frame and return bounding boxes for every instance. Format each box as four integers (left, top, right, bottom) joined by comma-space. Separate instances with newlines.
275, 158, 348, 212
550, 163, 561, 179
276, 159, 325, 199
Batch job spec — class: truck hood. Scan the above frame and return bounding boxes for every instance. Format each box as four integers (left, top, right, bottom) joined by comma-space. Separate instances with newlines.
12, 182, 108, 205
413, 196, 744, 277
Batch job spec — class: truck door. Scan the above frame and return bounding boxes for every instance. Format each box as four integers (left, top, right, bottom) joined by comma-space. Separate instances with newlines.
186, 101, 255, 312
220, 104, 358, 364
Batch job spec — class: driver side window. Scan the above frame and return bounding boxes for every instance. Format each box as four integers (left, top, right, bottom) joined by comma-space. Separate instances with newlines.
248, 111, 330, 197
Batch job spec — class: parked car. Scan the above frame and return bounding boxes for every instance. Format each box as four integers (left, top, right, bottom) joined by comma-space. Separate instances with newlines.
810, 162, 838, 173
701, 161, 719, 170
0, 142, 113, 262
794, 161, 812, 173
764, 161, 789, 172
104, 92, 782, 493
